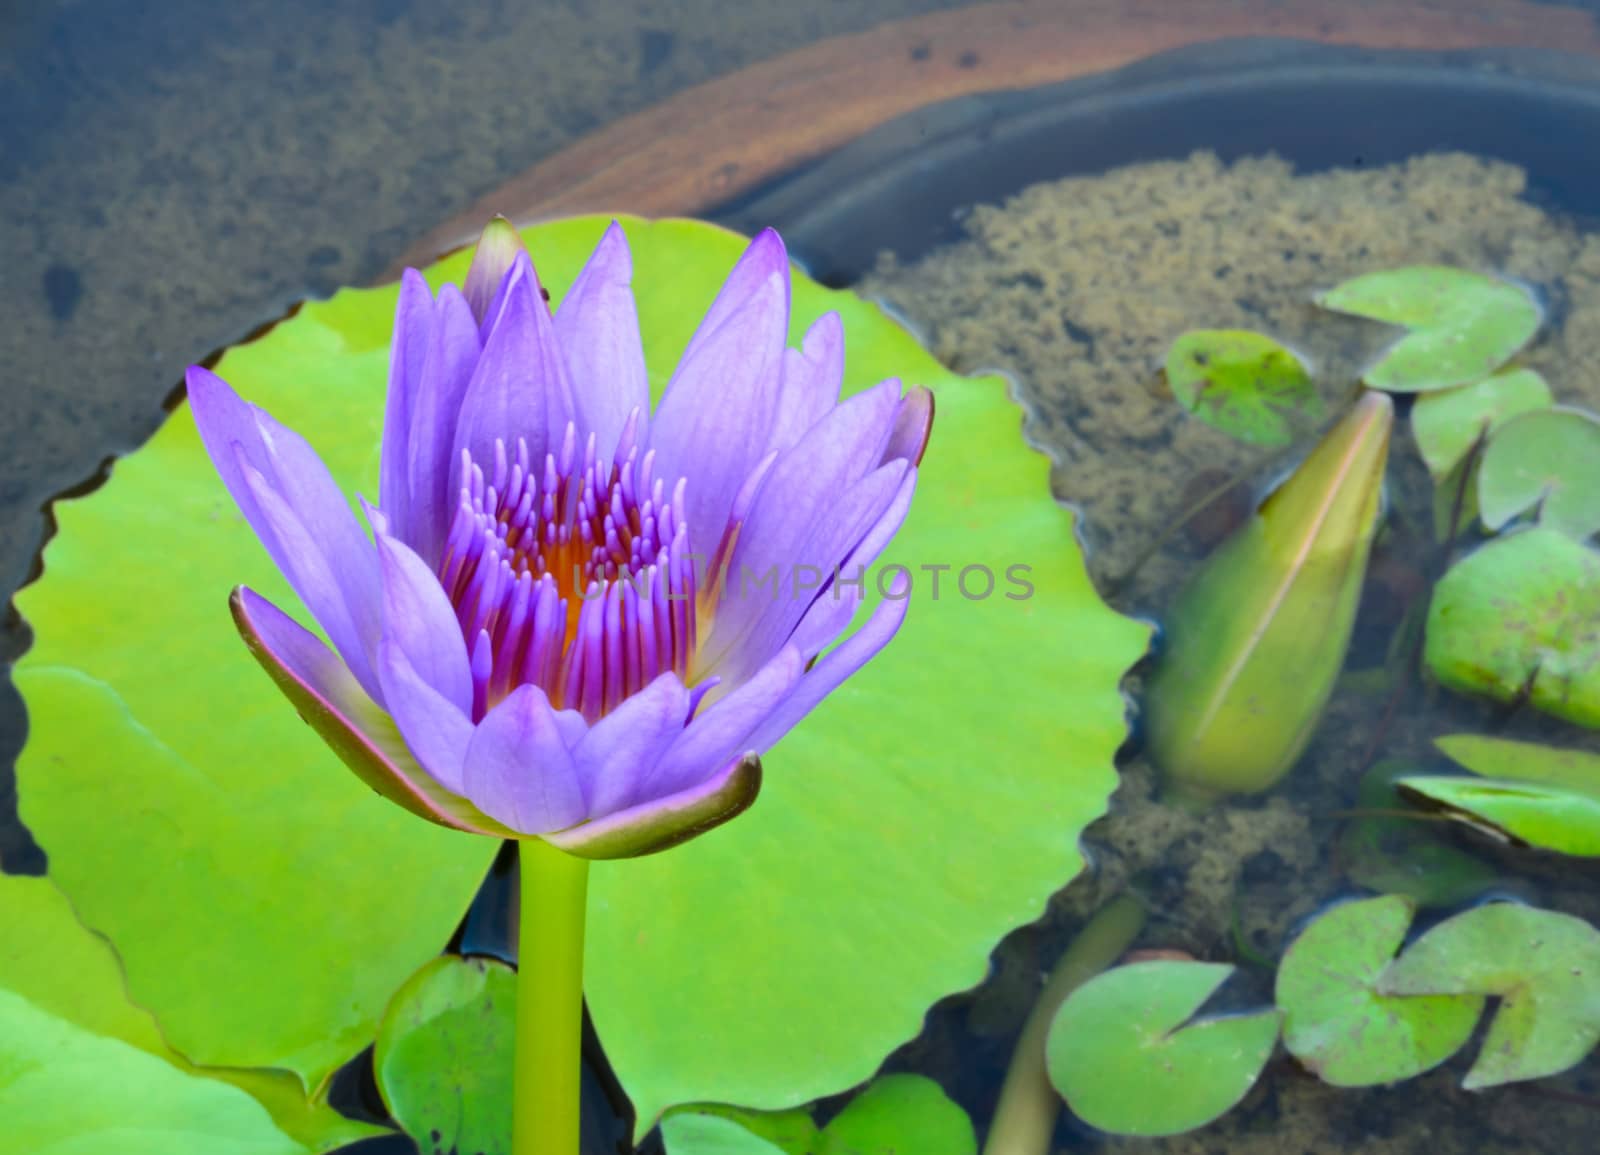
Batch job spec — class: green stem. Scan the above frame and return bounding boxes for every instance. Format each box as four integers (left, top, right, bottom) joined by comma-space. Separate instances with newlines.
981, 894, 1146, 1155
514, 837, 591, 1155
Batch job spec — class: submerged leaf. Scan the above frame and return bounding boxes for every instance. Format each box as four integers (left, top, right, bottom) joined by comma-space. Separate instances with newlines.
1337, 761, 1496, 907
1424, 529, 1600, 728
1316, 266, 1541, 392
1045, 961, 1280, 1137
1144, 392, 1392, 802
1411, 367, 1552, 478
1379, 903, 1600, 1088
374, 956, 515, 1155
1276, 895, 1482, 1086
1478, 407, 1600, 540
1164, 329, 1320, 446
1436, 734, 1600, 791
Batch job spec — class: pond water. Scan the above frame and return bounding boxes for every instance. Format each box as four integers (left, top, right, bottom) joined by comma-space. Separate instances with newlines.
8, 3, 1600, 1154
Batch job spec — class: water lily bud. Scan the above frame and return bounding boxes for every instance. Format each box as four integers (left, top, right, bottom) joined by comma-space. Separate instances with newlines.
1144, 391, 1393, 805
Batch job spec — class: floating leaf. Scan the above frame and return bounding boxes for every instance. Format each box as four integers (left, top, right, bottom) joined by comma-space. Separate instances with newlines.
1379, 903, 1600, 1088
1164, 329, 1320, 446
661, 1076, 974, 1155
14, 217, 1150, 1132
1478, 407, 1600, 539
374, 956, 515, 1155
1337, 762, 1496, 907
0, 987, 306, 1155
1424, 528, 1600, 728
1436, 734, 1600, 791
0, 872, 378, 1152
1276, 895, 1481, 1086
1144, 392, 1392, 803
1411, 367, 1552, 478
1045, 961, 1280, 1136
1316, 266, 1541, 392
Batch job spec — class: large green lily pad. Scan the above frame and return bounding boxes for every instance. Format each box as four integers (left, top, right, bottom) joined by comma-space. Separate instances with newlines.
1163, 329, 1320, 446
1379, 903, 1600, 1088
1410, 367, 1551, 479
1316, 266, 1541, 393
1045, 961, 1280, 1137
1276, 895, 1481, 1086
1423, 528, 1600, 727
13, 217, 1148, 1133
1477, 407, 1600, 540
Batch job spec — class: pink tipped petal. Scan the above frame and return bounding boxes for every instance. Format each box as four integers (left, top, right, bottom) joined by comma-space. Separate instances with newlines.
380, 270, 435, 546
232, 587, 511, 836
882, 385, 934, 466
745, 575, 912, 753
555, 221, 649, 461
463, 216, 526, 327
453, 254, 574, 495
405, 285, 481, 565
189, 366, 384, 697
375, 639, 475, 793
375, 534, 473, 715
461, 683, 589, 835
642, 646, 804, 802
574, 672, 694, 819
650, 263, 790, 556
770, 311, 844, 452
544, 753, 762, 860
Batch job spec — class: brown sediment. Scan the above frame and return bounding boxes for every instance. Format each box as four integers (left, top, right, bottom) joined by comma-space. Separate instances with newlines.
392, 0, 1600, 272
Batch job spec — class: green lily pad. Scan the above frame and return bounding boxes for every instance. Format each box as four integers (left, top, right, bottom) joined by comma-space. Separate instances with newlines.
661, 1076, 974, 1155
374, 955, 515, 1155
1411, 367, 1552, 478
13, 217, 1149, 1133
1436, 734, 1600, 790
1316, 266, 1541, 392
0, 986, 305, 1155
1423, 528, 1600, 727
1478, 407, 1600, 539
1164, 329, 1320, 446
1379, 903, 1600, 1088
0, 872, 379, 1152
1276, 895, 1482, 1086
1045, 961, 1280, 1137
1336, 762, 1496, 908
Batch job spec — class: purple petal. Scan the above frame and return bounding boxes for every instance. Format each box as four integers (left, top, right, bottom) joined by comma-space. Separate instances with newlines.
555, 221, 649, 462
648, 238, 791, 556
453, 253, 574, 495
882, 385, 934, 466
745, 574, 912, 753
677, 228, 789, 368
188, 367, 384, 700
231, 587, 510, 836
543, 753, 761, 860
375, 639, 475, 793
769, 311, 844, 452
573, 672, 693, 819
404, 285, 481, 566
460, 683, 588, 835
463, 216, 526, 328
639, 645, 804, 802
379, 270, 435, 549
375, 534, 473, 716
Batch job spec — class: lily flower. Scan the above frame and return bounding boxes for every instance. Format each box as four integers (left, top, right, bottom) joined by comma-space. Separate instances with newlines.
187, 220, 930, 858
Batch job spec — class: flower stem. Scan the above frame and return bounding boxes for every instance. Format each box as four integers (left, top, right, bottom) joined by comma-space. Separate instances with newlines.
981, 893, 1146, 1155
514, 837, 591, 1155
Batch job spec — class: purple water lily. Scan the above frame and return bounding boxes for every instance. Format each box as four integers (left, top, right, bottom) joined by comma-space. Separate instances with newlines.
187, 220, 930, 858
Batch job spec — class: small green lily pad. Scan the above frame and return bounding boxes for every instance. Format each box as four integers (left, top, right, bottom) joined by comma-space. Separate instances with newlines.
1164, 329, 1320, 446
374, 956, 515, 1155
1379, 903, 1600, 1088
1317, 266, 1541, 392
1276, 895, 1482, 1085
1045, 961, 1280, 1137
1411, 367, 1552, 478
1337, 762, 1496, 908
1478, 407, 1600, 539
1424, 528, 1600, 728
1436, 734, 1600, 791
660, 1075, 973, 1155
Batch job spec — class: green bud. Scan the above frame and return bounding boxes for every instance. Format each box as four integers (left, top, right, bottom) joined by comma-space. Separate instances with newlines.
1144, 391, 1393, 805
